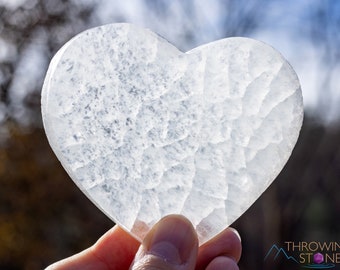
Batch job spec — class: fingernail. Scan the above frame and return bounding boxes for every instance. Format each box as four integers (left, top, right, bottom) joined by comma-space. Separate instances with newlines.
229, 227, 241, 243
144, 215, 198, 265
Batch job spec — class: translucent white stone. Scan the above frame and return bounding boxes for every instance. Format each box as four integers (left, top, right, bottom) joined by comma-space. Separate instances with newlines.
41, 23, 303, 244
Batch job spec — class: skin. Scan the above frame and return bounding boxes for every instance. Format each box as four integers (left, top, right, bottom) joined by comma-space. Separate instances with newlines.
46, 215, 242, 270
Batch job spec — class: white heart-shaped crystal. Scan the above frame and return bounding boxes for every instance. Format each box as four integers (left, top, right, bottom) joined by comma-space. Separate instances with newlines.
41, 23, 303, 244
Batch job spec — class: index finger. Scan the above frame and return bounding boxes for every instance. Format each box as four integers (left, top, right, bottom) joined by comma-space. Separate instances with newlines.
46, 225, 140, 270
195, 227, 242, 270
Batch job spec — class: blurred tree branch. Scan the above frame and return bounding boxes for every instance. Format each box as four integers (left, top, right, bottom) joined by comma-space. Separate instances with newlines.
0, 0, 97, 128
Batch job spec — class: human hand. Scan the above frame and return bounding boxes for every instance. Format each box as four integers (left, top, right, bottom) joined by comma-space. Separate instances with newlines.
46, 215, 241, 270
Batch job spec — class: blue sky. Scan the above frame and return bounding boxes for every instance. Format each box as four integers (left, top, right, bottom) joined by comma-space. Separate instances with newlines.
1, 0, 339, 123
93, 0, 340, 123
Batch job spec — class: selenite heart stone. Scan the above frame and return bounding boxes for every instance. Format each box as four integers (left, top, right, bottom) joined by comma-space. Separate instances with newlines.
41, 23, 303, 244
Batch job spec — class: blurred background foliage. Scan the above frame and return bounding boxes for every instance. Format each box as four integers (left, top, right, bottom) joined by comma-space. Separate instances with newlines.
0, 0, 339, 269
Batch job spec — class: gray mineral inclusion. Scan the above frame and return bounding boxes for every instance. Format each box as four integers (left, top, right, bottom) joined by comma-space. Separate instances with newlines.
41, 23, 303, 244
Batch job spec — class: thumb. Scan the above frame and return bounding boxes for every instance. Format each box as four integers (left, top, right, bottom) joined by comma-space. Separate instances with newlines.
130, 215, 198, 270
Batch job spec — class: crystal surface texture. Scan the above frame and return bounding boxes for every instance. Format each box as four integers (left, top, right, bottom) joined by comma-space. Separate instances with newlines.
41, 23, 303, 244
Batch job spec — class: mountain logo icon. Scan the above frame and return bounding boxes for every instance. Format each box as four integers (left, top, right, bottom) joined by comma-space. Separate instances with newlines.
264, 244, 299, 264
